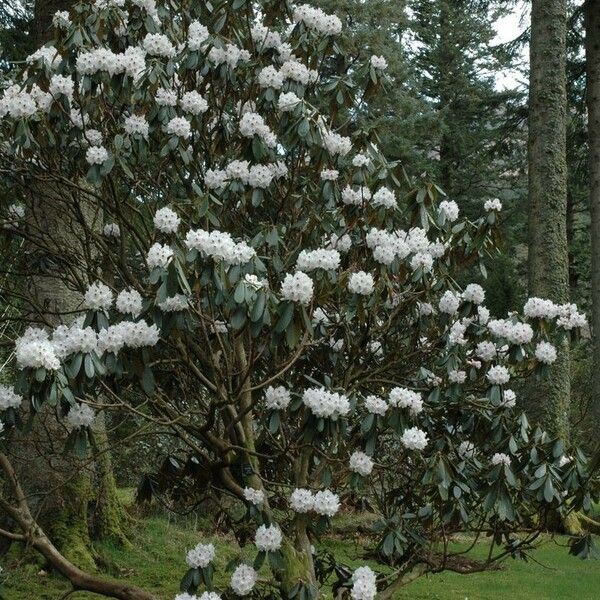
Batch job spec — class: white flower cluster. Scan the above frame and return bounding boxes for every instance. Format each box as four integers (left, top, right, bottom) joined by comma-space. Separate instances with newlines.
280, 272, 314, 305
400, 427, 428, 451
491, 452, 511, 467
535, 341, 557, 364
143, 33, 176, 58
486, 365, 510, 385
502, 389, 516, 408
302, 387, 350, 420
364, 395, 387, 416
349, 451, 374, 476
86, 145, 109, 165
556, 303, 587, 330
296, 249, 340, 272
258, 65, 283, 89
186, 543, 215, 568
97, 321, 160, 354
488, 319, 533, 345
208, 43, 250, 70
439, 200, 459, 222
321, 130, 352, 156
371, 187, 397, 209
66, 403, 96, 429
289, 489, 339, 517
230, 564, 257, 596
448, 370, 466, 384
351, 566, 377, 600
264, 386, 291, 410
188, 21, 209, 51
278, 91, 301, 112
370, 55, 388, 70
166, 117, 192, 138
158, 295, 189, 313
0, 386, 22, 410
523, 297, 559, 319
243, 487, 264, 506
123, 114, 149, 138
52, 10, 71, 28
484, 198, 502, 211
475, 341, 497, 361
116, 289, 143, 317
156, 88, 177, 106
292, 4, 343, 36
49, 74, 74, 102
52, 321, 98, 358
153, 207, 180, 233
462, 283, 485, 304
254, 524, 282, 552
366, 228, 410, 266
458, 440, 476, 459
348, 271, 375, 295
185, 229, 256, 266
15, 328, 60, 370
84, 282, 113, 310
341, 185, 371, 206
239, 112, 277, 147
147, 243, 174, 269
438, 291, 461, 315
388, 388, 423, 415
181, 91, 208, 115
76, 46, 146, 79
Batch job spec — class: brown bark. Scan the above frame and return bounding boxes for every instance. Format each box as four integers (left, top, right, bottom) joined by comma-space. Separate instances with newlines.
586, 0, 600, 425
527, 0, 571, 438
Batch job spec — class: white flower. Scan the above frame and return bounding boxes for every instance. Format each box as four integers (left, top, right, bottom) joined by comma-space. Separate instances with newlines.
243, 487, 264, 506
349, 451, 373, 476
230, 564, 257, 596
484, 198, 502, 211
188, 21, 209, 51
388, 388, 423, 415
322, 131, 352, 156
258, 65, 284, 89
181, 91, 208, 115
501, 389, 516, 408
146, 243, 173, 270
255, 524, 282, 552
280, 272, 314, 305
439, 200, 459, 222
290, 488, 314, 513
486, 365, 510, 386
103, 223, 120, 237
351, 566, 377, 600
293, 4, 343, 36
66, 403, 95, 429
158, 295, 189, 313
371, 187, 397, 209
49, 74, 74, 101
264, 386, 291, 410
410, 252, 434, 272
153, 207, 180, 233
448, 370, 466, 384
199, 593, 221, 600
462, 284, 485, 305
438, 291, 460, 315
313, 490, 340, 517
123, 114, 149, 138
116, 289, 143, 317
0, 386, 22, 410
52, 10, 71, 28
15, 328, 61, 371
535, 341, 557, 364
320, 169, 339, 181
400, 427, 428, 451
296, 249, 340, 272
348, 272, 374, 295
302, 387, 350, 420
186, 543, 215, 568
341, 185, 371, 206
364, 395, 387, 416
370, 55, 388, 70
476, 341, 497, 361
84, 282, 113, 310
156, 88, 177, 106
523, 297, 559, 319
85, 145, 108, 165
491, 452, 511, 467
458, 441, 475, 459
185, 229, 255, 266
278, 91, 301, 111
143, 33, 175, 57
166, 117, 192, 138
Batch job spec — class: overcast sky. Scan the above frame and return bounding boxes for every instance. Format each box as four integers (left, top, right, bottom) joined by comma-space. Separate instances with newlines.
492, 1, 530, 90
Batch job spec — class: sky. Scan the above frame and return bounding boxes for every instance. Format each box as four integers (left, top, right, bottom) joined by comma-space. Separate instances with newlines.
492, 1, 530, 91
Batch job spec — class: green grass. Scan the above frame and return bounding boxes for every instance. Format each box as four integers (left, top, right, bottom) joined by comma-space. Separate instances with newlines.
1, 510, 599, 599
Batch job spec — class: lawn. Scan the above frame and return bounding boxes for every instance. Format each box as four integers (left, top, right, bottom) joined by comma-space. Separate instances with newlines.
1, 509, 598, 599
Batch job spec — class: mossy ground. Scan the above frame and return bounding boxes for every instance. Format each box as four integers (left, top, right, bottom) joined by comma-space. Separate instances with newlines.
1, 493, 599, 599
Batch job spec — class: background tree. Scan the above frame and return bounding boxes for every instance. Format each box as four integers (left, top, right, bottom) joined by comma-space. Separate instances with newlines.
527, 0, 571, 438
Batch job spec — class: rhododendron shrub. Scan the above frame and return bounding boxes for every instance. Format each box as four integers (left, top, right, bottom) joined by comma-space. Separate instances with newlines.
0, 1, 597, 598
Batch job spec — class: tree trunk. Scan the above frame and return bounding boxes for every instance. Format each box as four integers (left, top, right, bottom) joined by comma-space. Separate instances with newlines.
527, 0, 571, 439
6, 0, 129, 566
586, 0, 600, 427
